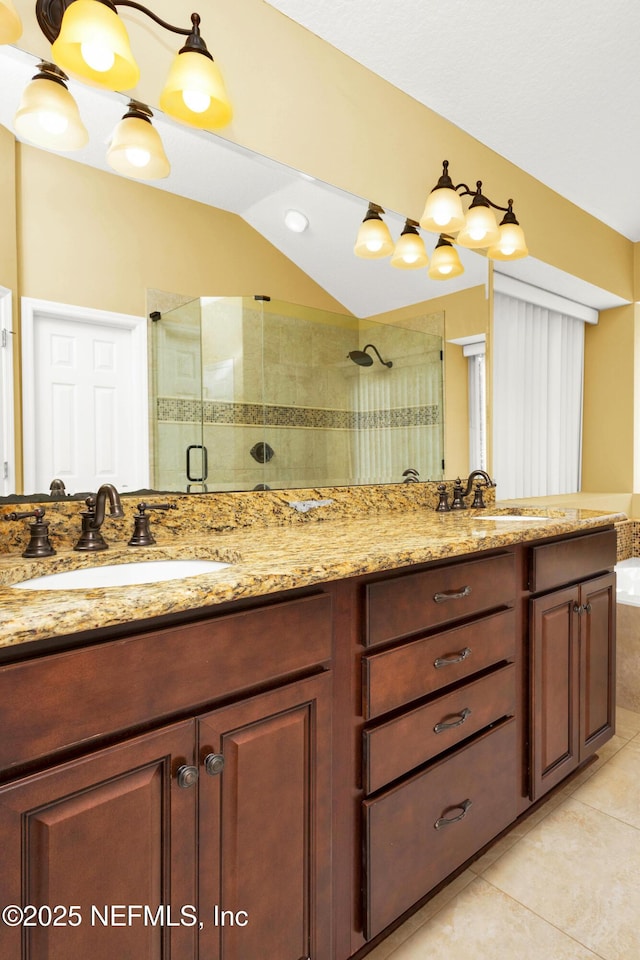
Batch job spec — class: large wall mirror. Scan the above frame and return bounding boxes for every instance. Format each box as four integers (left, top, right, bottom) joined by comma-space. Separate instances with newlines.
0, 43, 490, 498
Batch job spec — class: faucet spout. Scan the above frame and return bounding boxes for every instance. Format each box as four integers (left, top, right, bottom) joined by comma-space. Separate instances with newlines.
91, 483, 125, 529
461, 470, 495, 500
74, 484, 124, 551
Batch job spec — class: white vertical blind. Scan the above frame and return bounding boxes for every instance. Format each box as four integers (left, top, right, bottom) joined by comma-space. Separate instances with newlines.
493, 291, 585, 500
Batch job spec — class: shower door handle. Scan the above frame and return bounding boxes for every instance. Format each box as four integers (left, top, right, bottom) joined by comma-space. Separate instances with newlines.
186, 444, 208, 482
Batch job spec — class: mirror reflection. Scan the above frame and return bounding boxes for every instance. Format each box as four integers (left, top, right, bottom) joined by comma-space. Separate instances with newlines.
150, 296, 445, 492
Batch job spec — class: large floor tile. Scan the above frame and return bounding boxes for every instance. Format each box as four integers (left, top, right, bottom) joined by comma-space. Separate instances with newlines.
615, 705, 640, 740
383, 876, 601, 960
483, 797, 640, 960
572, 737, 640, 828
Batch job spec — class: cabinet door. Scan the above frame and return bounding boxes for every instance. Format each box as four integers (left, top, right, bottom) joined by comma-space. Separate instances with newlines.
0, 721, 197, 960
198, 672, 331, 960
530, 587, 581, 800
579, 572, 616, 758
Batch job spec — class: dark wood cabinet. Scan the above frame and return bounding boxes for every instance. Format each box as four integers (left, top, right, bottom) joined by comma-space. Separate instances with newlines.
198, 673, 332, 960
0, 721, 198, 960
530, 553, 616, 800
0, 595, 333, 960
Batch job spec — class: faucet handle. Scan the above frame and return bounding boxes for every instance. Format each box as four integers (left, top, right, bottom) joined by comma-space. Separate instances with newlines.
435, 483, 450, 512
4, 508, 56, 558
451, 478, 467, 510
128, 502, 177, 547
471, 481, 487, 509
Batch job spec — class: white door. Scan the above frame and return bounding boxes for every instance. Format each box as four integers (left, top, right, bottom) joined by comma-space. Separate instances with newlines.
22, 299, 148, 495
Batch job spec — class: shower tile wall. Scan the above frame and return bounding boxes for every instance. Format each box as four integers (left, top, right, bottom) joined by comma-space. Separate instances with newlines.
150, 294, 444, 492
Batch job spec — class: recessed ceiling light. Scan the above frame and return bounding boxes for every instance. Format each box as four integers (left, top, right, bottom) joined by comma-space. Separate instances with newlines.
284, 209, 309, 233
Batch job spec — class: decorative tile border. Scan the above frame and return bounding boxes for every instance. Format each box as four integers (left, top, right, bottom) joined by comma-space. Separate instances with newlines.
157, 397, 441, 430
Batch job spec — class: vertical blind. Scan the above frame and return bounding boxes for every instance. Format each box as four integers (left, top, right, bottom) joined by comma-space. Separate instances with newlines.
492, 290, 585, 500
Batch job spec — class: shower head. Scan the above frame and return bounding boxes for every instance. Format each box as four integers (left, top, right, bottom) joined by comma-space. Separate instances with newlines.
346, 343, 393, 368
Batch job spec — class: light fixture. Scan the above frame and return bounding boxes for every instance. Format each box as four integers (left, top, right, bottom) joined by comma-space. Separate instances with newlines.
455, 182, 500, 248
0, 0, 22, 43
428, 235, 464, 280
14, 62, 89, 151
487, 202, 529, 260
354, 202, 394, 258
35, 0, 232, 130
107, 100, 170, 180
284, 209, 309, 233
390, 219, 428, 269
420, 160, 465, 234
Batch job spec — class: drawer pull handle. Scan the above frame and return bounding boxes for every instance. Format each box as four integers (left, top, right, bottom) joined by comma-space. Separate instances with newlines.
434, 647, 472, 669
433, 585, 472, 603
434, 707, 471, 734
434, 798, 472, 830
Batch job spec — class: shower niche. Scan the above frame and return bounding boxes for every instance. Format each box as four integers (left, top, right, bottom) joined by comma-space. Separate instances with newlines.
149, 295, 444, 492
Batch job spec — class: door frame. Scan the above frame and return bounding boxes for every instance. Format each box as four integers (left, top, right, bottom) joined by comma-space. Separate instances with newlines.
21, 297, 149, 493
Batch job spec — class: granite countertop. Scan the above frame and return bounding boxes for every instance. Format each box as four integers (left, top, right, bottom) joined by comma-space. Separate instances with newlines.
0, 498, 624, 651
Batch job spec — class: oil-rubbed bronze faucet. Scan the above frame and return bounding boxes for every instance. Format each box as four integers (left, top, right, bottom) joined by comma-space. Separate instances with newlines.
74, 483, 125, 551
4, 508, 56, 557
128, 501, 177, 546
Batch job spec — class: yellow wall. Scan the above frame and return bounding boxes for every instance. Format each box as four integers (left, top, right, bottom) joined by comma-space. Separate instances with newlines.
0, 126, 17, 295
582, 304, 636, 491
17, 146, 349, 317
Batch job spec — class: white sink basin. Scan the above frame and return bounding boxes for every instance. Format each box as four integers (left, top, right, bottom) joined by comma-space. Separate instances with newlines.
12, 559, 231, 591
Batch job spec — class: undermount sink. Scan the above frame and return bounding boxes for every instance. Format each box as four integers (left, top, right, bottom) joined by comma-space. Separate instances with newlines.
12, 559, 231, 591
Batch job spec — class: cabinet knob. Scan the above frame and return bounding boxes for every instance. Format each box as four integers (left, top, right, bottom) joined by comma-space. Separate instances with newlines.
176, 764, 199, 788
583, 602, 592, 614
203, 753, 225, 777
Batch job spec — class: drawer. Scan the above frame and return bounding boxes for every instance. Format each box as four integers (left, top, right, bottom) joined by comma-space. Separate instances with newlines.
363, 607, 516, 719
0, 592, 332, 773
363, 718, 517, 940
363, 663, 515, 794
529, 528, 616, 594
365, 552, 515, 648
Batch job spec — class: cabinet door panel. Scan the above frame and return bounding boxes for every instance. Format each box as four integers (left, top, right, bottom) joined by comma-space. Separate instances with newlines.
198, 673, 331, 960
580, 573, 616, 757
0, 721, 196, 960
530, 588, 580, 800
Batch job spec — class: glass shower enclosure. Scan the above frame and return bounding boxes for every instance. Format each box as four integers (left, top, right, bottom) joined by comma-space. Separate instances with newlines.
149, 296, 444, 492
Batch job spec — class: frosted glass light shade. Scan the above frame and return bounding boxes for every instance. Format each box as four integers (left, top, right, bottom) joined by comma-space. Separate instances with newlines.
160, 50, 232, 130
390, 227, 428, 269
456, 203, 500, 248
354, 206, 394, 258
428, 238, 464, 280
0, 0, 22, 43
420, 186, 465, 234
107, 114, 170, 180
14, 72, 88, 151
488, 221, 528, 260
52, 0, 140, 91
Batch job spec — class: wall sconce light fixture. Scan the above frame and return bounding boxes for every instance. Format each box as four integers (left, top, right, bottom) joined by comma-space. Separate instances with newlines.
0, 0, 22, 43
355, 159, 528, 279
354, 202, 394, 258
106, 99, 170, 180
14, 61, 89, 151
35, 0, 232, 130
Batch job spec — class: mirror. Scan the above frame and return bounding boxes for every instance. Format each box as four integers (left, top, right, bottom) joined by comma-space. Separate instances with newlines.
0, 46, 490, 498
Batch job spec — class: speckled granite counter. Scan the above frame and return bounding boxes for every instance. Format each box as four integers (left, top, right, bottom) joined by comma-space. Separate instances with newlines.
0, 483, 625, 652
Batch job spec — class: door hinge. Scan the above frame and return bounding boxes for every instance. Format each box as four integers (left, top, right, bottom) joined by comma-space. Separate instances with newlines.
1, 329, 7, 348
3, 462, 8, 480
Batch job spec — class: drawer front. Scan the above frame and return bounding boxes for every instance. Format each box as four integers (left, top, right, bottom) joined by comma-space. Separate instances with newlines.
363, 718, 517, 940
364, 663, 515, 794
0, 592, 332, 772
529, 528, 616, 593
365, 552, 515, 648
363, 607, 516, 720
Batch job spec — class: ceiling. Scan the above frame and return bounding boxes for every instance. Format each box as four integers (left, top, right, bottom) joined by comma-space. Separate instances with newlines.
1, 0, 633, 316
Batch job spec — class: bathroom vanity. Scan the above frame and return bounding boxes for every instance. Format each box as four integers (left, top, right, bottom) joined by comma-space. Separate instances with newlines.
0, 494, 619, 960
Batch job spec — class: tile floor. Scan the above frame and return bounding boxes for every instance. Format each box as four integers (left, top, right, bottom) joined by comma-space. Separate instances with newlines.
366, 706, 640, 960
